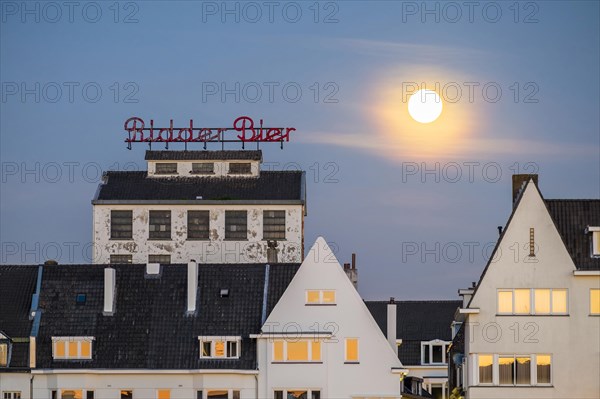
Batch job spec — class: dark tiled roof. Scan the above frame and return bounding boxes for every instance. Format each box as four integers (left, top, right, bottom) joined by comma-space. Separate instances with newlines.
0, 265, 39, 369
35, 263, 299, 369
545, 199, 600, 271
365, 300, 461, 366
145, 150, 262, 161
94, 171, 304, 202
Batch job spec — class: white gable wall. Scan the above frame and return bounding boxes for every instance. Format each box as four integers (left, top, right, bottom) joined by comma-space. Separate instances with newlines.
257, 238, 403, 398
464, 182, 600, 399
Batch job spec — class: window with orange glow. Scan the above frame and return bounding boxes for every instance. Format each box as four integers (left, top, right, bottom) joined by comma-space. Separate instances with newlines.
287, 341, 308, 361
498, 289, 567, 315
198, 337, 240, 359
54, 341, 65, 358
551, 290, 567, 313
514, 289, 531, 314
306, 290, 336, 305
534, 289, 551, 314
497, 290, 513, 313
52, 338, 93, 360
311, 341, 321, 361
345, 338, 359, 362
322, 291, 335, 304
157, 390, 170, 399
61, 391, 82, 399
272, 339, 321, 362
80, 341, 91, 358
591, 289, 600, 315
306, 290, 320, 304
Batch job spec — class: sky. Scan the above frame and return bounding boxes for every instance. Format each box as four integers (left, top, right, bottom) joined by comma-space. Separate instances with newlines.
1, 1, 599, 300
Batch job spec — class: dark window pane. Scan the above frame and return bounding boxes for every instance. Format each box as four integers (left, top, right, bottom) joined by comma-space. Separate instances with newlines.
516, 357, 531, 384
274, 392, 283, 399
232, 392, 240, 399
155, 163, 178, 174
432, 345, 443, 363
192, 163, 214, 175
111, 210, 132, 239
120, 391, 132, 399
228, 163, 251, 174
207, 391, 228, 399
149, 211, 171, 239
52, 392, 57, 399
148, 255, 171, 264
263, 210, 286, 240
188, 211, 210, 240
499, 357, 515, 385
430, 387, 443, 399
311, 392, 320, 399
110, 255, 132, 264
196, 392, 202, 399
86, 392, 94, 399
423, 345, 430, 364
225, 211, 247, 240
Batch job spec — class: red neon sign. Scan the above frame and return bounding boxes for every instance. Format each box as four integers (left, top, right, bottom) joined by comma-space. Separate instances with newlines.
123, 116, 297, 149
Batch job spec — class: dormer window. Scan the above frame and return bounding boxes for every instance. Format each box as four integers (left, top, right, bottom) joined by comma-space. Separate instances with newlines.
155, 163, 178, 175
52, 337, 94, 360
421, 340, 449, 365
228, 162, 251, 175
198, 337, 241, 359
0, 336, 9, 367
587, 227, 600, 257
192, 163, 215, 175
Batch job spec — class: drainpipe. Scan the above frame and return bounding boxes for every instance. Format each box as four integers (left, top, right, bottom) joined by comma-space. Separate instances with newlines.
30, 375, 34, 399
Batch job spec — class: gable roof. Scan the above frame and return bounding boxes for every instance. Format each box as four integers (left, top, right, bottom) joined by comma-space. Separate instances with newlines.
93, 171, 305, 203
145, 150, 262, 161
545, 199, 600, 271
365, 300, 461, 365
0, 265, 39, 369
32, 263, 299, 370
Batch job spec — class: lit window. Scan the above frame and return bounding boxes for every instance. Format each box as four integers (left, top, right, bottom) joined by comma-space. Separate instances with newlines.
0, 342, 8, 367
198, 337, 240, 359
191, 163, 214, 175
120, 391, 132, 399
591, 289, 600, 315
225, 211, 247, 240
206, 391, 228, 399
61, 391, 82, 399
514, 289, 531, 314
155, 163, 177, 174
149, 211, 171, 240
110, 210, 133, 239
345, 338, 359, 362
551, 289, 567, 314
498, 290, 513, 313
536, 355, 552, 384
534, 289, 551, 314
498, 356, 515, 385
271, 339, 321, 362
274, 390, 320, 399
305, 290, 336, 305
263, 210, 286, 240
188, 210, 210, 240
516, 357, 531, 385
52, 338, 93, 360
157, 390, 170, 399
478, 355, 493, 384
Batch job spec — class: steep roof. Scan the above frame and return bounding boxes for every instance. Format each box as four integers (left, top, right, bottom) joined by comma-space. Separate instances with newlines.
145, 150, 262, 161
93, 171, 304, 203
365, 300, 461, 366
0, 265, 39, 369
545, 199, 600, 271
34, 263, 299, 370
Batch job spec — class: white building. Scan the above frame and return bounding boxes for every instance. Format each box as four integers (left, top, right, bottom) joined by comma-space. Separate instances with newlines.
452, 175, 600, 399
92, 150, 306, 265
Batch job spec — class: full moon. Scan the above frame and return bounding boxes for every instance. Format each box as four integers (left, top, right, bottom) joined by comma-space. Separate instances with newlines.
408, 89, 443, 123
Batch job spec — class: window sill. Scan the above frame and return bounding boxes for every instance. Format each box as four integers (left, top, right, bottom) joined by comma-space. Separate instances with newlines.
224, 238, 248, 241
264, 238, 287, 241
496, 314, 569, 317
199, 357, 240, 360
344, 361, 360, 364
271, 361, 323, 364
305, 304, 337, 306
148, 238, 173, 241
187, 238, 210, 241
109, 238, 133, 241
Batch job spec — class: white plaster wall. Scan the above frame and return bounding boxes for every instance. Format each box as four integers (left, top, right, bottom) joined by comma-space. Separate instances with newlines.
0, 372, 30, 396
464, 183, 600, 399
147, 161, 260, 177
257, 238, 403, 398
31, 373, 257, 399
93, 205, 303, 264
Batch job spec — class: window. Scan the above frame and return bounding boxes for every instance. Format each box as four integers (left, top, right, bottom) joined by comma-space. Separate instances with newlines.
198, 337, 240, 359
110, 254, 132, 264
272, 339, 321, 362
148, 255, 171, 264
0, 342, 7, 366
497, 289, 568, 315
120, 391, 132, 399
149, 211, 171, 240
3, 393, 21, 399
498, 356, 515, 385
52, 337, 93, 360
421, 340, 449, 365
305, 290, 336, 305
536, 355, 552, 384
591, 289, 600, 315
86, 392, 94, 399
155, 163, 177, 174
225, 211, 247, 240
591, 230, 600, 257
345, 338, 359, 362
228, 162, 251, 174
273, 390, 320, 399
263, 210, 286, 240
207, 391, 228, 399
196, 392, 202, 399
478, 354, 493, 384
157, 390, 170, 399
188, 210, 210, 240
61, 391, 82, 399
110, 210, 132, 239
192, 163, 215, 175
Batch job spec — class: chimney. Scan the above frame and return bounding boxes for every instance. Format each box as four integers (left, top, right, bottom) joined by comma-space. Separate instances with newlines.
187, 260, 198, 313
458, 282, 477, 308
103, 268, 116, 315
344, 253, 358, 289
512, 174, 538, 206
387, 297, 397, 355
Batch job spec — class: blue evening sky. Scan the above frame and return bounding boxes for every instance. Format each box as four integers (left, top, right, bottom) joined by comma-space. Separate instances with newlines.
1, 1, 599, 299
